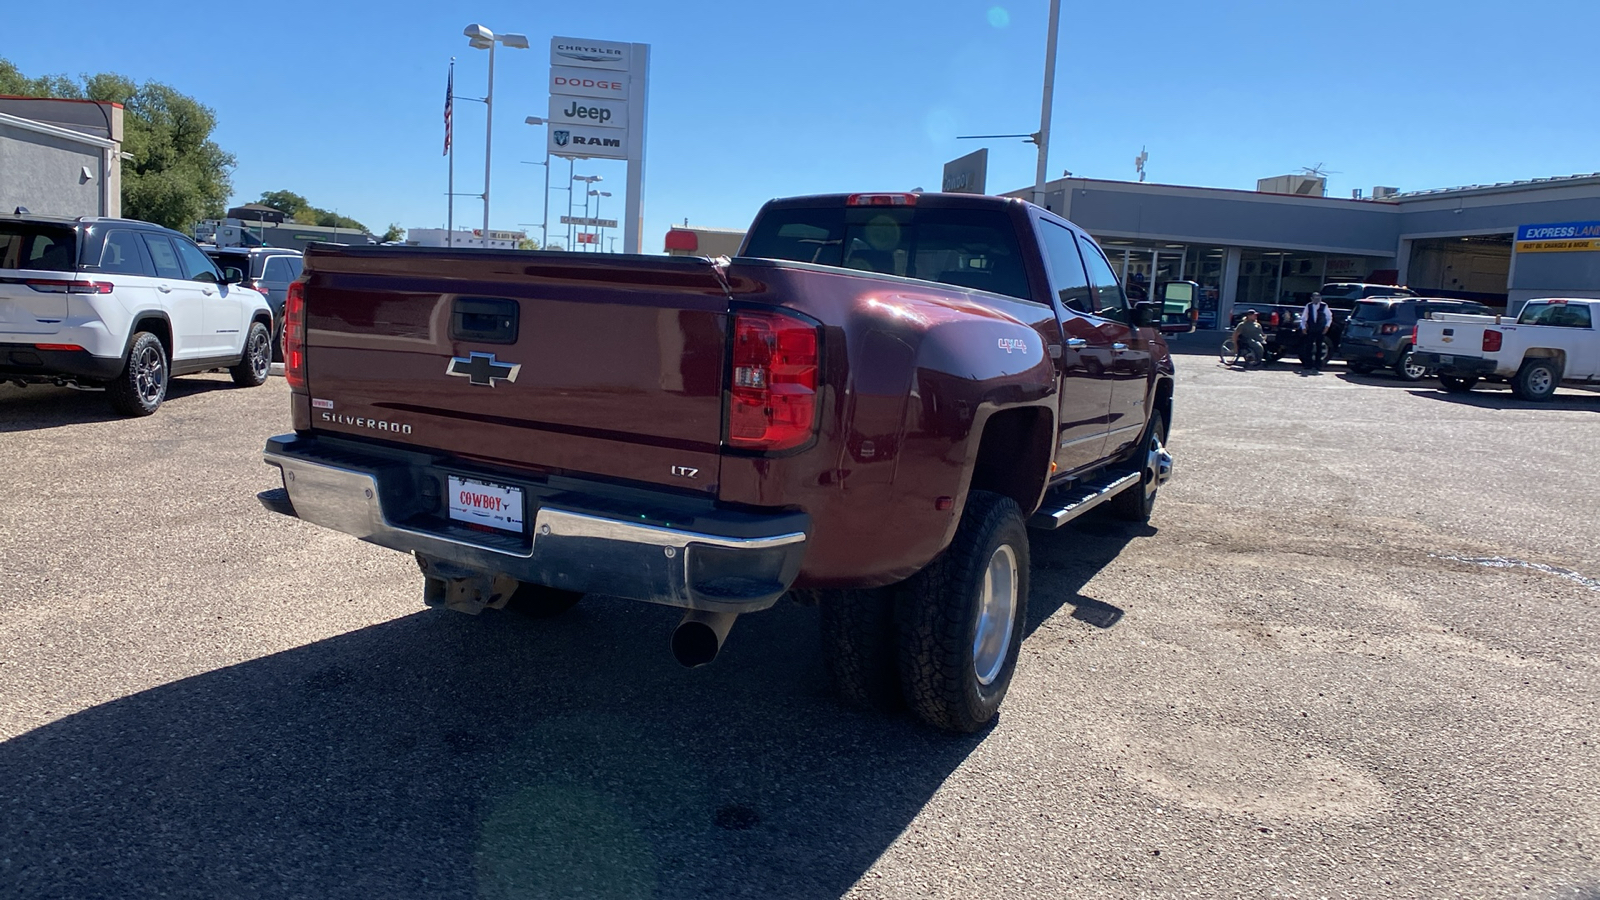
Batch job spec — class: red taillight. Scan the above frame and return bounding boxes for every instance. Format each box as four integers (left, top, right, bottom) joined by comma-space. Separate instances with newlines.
846, 193, 918, 207
1269, 312, 1279, 327
1411, 325, 1418, 345
1380, 323, 1399, 335
284, 280, 307, 390
34, 343, 84, 352
1483, 329, 1502, 352
728, 311, 819, 451
25, 279, 113, 294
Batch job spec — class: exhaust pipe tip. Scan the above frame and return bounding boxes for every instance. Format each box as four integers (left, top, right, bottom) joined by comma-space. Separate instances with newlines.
670, 610, 738, 668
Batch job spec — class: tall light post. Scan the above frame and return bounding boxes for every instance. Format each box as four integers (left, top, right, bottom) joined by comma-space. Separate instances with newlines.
1033, 0, 1062, 206
523, 116, 550, 250
573, 174, 601, 251
464, 24, 529, 249
589, 190, 611, 252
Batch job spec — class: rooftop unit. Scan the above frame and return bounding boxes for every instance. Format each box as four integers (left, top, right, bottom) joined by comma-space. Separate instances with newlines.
1257, 174, 1326, 197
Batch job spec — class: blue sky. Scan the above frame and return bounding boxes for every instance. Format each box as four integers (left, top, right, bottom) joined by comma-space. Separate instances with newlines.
4, 0, 1598, 251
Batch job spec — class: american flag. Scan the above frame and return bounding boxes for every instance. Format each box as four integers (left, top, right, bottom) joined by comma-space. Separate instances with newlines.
443, 63, 453, 156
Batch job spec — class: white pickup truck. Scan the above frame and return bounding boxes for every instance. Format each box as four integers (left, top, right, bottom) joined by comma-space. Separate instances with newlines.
1413, 298, 1600, 400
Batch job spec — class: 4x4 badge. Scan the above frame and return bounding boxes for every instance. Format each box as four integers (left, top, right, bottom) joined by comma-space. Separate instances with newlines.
447, 352, 521, 387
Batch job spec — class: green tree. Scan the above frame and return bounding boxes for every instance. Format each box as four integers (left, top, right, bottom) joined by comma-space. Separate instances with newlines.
258, 190, 310, 219
381, 224, 405, 243
1, 58, 234, 230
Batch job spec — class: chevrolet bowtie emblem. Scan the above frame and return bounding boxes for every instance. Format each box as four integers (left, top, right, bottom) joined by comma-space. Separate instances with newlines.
447, 352, 521, 387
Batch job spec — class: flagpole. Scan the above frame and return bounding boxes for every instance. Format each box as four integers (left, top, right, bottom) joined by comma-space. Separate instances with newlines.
447, 58, 455, 248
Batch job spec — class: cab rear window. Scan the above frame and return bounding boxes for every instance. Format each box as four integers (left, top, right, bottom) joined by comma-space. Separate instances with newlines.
1350, 301, 1396, 321
744, 206, 1033, 302
0, 224, 77, 272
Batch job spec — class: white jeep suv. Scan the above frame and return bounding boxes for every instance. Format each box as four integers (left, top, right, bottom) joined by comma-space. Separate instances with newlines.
1, 215, 275, 416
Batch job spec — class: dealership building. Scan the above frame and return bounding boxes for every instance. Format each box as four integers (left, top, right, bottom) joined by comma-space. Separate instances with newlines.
1010, 172, 1600, 325
0, 96, 124, 219
670, 169, 1600, 328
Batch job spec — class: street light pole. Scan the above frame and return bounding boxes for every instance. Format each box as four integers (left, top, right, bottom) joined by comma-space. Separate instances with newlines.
524, 117, 550, 249
464, 24, 529, 250
1033, 0, 1061, 207
590, 190, 611, 252
482, 38, 495, 248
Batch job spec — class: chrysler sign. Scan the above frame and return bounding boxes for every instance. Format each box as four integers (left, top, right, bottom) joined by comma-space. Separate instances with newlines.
552, 36, 629, 71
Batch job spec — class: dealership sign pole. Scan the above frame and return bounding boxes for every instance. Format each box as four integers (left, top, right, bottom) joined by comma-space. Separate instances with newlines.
547, 36, 649, 253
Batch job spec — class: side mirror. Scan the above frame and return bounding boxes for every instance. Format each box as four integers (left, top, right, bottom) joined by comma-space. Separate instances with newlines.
222, 267, 245, 285
1133, 301, 1161, 328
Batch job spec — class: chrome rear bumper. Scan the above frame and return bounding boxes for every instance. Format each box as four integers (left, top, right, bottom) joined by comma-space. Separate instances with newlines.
262, 435, 808, 613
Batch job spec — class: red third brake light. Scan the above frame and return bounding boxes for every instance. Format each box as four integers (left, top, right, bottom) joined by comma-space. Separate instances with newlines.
846, 193, 918, 207
1483, 329, 1503, 352
728, 310, 819, 451
284, 280, 307, 390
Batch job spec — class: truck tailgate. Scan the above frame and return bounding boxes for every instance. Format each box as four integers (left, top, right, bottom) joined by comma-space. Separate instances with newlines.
300, 248, 732, 491
1416, 313, 1495, 354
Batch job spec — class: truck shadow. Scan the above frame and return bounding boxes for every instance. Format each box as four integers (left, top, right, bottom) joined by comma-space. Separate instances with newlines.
0, 377, 240, 432
1025, 514, 1151, 634
0, 598, 987, 899
1405, 387, 1599, 412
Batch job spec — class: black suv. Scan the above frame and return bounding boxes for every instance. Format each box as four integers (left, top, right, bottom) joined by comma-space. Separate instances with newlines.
203, 247, 302, 360
1340, 297, 1494, 380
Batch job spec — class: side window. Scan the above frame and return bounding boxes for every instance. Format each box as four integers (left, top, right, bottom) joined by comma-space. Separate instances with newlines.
140, 234, 184, 280
173, 238, 221, 283
286, 257, 303, 279
1038, 222, 1094, 314
1077, 236, 1128, 320
262, 256, 294, 282
99, 230, 152, 276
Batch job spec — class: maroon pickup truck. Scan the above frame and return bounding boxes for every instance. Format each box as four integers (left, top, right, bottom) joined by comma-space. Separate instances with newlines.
260, 192, 1174, 732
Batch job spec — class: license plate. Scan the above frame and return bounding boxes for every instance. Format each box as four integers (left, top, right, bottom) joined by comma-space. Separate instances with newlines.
447, 475, 525, 533
1439, 355, 1454, 365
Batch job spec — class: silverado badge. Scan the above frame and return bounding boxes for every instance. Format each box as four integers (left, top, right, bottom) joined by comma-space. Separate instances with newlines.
447, 352, 521, 387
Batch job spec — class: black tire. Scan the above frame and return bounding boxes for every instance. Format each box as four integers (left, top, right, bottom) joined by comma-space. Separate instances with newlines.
1109, 410, 1169, 523
271, 317, 285, 364
1512, 358, 1560, 401
818, 588, 903, 711
1347, 361, 1375, 375
1439, 375, 1479, 393
1393, 347, 1428, 382
230, 321, 272, 387
896, 491, 1029, 733
503, 581, 584, 618
106, 331, 168, 417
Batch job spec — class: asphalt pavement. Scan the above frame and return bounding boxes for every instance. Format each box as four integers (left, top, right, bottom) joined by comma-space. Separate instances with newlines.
0, 352, 1596, 899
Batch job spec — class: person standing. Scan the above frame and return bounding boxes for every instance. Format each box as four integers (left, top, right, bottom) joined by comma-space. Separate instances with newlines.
1301, 292, 1333, 371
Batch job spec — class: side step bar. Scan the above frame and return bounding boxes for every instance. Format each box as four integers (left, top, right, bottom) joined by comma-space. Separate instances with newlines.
1027, 471, 1141, 530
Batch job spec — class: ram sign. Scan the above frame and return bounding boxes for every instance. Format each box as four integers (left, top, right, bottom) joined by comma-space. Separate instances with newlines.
548, 124, 628, 160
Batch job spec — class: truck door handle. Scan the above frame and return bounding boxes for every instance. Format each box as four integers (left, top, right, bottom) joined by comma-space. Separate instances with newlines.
157, 284, 171, 293
1066, 338, 1087, 348
202, 288, 215, 296
1112, 342, 1129, 352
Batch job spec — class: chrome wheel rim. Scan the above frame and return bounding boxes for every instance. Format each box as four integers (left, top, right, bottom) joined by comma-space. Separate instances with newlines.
248, 328, 270, 380
973, 544, 1019, 686
1142, 429, 1169, 500
1528, 367, 1553, 394
1402, 354, 1427, 380
134, 344, 165, 405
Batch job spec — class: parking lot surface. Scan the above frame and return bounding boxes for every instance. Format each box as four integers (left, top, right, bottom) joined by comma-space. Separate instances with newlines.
1, 354, 1596, 899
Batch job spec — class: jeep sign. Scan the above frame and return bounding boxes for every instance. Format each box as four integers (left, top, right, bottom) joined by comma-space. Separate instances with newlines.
550, 96, 625, 130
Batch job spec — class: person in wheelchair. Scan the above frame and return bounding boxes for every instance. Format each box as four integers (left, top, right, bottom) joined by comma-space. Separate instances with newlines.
1231, 309, 1266, 366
